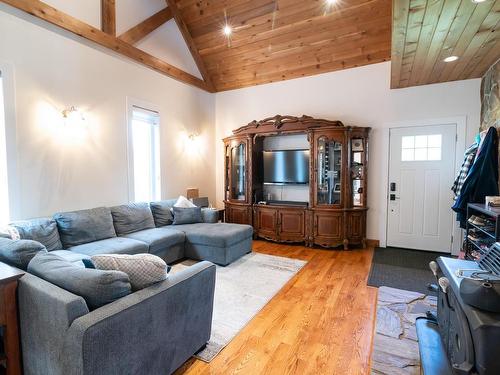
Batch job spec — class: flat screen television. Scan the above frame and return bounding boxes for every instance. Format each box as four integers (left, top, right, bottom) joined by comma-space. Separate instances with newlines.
263, 150, 309, 184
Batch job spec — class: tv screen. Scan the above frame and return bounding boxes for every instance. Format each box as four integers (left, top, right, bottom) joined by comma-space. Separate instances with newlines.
263, 150, 309, 184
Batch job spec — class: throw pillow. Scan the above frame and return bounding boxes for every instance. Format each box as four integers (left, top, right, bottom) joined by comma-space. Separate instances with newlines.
91, 253, 168, 290
0, 226, 20, 240
174, 195, 196, 208
172, 207, 203, 225
28, 252, 131, 310
10, 218, 63, 251
110, 203, 156, 235
0, 238, 47, 270
82, 258, 96, 269
150, 200, 175, 227
201, 208, 219, 223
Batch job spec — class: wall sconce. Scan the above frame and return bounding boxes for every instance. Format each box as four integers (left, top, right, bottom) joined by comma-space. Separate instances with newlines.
62, 106, 86, 127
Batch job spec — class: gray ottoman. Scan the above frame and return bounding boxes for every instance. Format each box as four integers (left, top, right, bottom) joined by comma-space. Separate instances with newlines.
170, 223, 253, 266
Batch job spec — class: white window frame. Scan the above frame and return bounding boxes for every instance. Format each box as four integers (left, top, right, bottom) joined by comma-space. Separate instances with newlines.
0, 61, 19, 222
126, 97, 162, 203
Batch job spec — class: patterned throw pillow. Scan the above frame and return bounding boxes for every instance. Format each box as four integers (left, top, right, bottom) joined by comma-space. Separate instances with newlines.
0, 226, 20, 240
91, 253, 168, 290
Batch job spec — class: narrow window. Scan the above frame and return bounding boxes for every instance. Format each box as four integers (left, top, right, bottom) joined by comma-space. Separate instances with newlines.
129, 105, 161, 202
0, 73, 9, 224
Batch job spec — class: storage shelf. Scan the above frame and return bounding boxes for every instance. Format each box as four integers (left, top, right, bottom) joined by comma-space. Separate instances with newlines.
465, 203, 500, 261
468, 222, 495, 240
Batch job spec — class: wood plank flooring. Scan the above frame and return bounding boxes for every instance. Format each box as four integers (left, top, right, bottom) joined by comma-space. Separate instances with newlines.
175, 240, 378, 375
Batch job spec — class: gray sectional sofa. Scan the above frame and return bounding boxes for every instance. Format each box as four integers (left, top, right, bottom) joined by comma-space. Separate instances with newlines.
1, 199, 254, 375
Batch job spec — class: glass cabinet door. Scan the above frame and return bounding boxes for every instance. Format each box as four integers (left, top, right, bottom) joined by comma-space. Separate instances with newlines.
230, 143, 246, 201
351, 138, 365, 207
317, 136, 342, 205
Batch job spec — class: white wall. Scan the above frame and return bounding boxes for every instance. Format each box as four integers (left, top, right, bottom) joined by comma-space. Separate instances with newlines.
0, 5, 215, 220
215, 62, 481, 245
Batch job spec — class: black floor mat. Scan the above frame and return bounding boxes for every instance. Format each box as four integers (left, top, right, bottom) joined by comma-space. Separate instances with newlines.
367, 247, 452, 295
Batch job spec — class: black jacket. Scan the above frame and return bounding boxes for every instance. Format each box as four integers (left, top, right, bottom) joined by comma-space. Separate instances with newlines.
452, 127, 499, 228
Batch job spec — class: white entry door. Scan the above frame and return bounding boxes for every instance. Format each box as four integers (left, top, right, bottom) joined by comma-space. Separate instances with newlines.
387, 124, 457, 252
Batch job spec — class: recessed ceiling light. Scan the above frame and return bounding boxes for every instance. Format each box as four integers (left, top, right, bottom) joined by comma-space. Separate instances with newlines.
471, 0, 487, 3
444, 55, 459, 62
326, 0, 338, 4
223, 24, 232, 36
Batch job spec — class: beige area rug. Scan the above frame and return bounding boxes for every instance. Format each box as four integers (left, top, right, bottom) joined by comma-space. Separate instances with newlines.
371, 286, 437, 375
171, 252, 307, 362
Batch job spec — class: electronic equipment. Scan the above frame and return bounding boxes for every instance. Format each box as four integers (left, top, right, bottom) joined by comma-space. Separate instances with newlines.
263, 150, 309, 184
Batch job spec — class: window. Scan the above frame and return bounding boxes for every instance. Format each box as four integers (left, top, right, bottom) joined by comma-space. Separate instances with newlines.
0, 73, 9, 224
128, 105, 161, 202
401, 134, 442, 161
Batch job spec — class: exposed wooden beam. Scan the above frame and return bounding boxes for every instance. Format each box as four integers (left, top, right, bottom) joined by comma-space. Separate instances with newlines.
165, 0, 215, 92
0, 0, 211, 92
101, 0, 116, 35
118, 7, 173, 45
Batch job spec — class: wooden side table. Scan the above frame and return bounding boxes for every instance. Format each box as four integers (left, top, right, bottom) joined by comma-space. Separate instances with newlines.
0, 263, 24, 375
216, 208, 225, 222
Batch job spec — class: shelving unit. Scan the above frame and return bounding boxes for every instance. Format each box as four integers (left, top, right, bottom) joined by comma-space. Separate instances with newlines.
465, 203, 500, 260
223, 115, 370, 249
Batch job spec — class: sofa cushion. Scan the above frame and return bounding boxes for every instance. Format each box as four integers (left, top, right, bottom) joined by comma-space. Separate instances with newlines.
54, 207, 116, 248
111, 203, 155, 235
10, 218, 63, 251
50, 250, 90, 265
150, 200, 176, 227
91, 253, 168, 290
172, 207, 202, 225
68, 237, 149, 256
201, 208, 219, 223
0, 238, 47, 270
172, 223, 253, 247
122, 227, 185, 255
28, 252, 131, 310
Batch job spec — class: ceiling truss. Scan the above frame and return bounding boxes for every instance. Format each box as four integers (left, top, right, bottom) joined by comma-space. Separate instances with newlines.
0, 0, 214, 92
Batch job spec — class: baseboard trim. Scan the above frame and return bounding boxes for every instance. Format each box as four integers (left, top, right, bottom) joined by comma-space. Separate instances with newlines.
366, 239, 380, 248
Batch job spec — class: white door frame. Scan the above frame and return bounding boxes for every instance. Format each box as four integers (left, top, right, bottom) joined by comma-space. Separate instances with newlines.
382, 116, 467, 255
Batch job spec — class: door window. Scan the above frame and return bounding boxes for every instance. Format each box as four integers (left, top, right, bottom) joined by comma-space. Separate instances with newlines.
401, 134, 442, 161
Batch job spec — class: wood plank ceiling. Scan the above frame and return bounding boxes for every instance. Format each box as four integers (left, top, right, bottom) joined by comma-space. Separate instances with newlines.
392, 0, 500, 89
175, 0, 392, 91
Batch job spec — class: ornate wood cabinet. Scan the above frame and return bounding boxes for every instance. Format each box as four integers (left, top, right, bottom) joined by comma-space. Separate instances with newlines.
223, 115, 370, 249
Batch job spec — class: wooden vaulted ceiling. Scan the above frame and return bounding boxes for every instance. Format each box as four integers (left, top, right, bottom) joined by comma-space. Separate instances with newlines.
1, 0, 498, 92
174, 0, 392, 91
391, 0, 500, 89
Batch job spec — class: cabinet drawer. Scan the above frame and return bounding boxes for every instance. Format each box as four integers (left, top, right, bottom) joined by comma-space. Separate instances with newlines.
312, 211, 343, 247
226, 204, 252, 225
347, 211, 365, 240
279, 210, 305, 241
256, 207, 278, 238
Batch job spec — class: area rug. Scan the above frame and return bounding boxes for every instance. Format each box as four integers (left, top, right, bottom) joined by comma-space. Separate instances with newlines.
371, 286, 437, 375
367, 247, 451, 295
171, 252, 307, 362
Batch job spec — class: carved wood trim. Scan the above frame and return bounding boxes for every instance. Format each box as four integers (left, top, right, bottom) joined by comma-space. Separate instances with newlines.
232, 115, 344, 135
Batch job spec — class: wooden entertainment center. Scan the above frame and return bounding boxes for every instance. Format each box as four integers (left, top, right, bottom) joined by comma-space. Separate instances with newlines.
223, 115, 370, 249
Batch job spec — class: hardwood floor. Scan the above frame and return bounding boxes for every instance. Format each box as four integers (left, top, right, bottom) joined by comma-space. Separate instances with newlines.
175, 240, 378, 375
